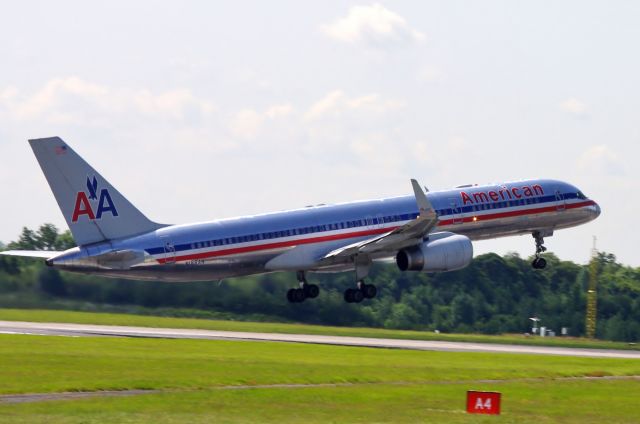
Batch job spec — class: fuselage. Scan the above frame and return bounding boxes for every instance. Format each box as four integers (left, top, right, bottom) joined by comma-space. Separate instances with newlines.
49, 178, 600, 281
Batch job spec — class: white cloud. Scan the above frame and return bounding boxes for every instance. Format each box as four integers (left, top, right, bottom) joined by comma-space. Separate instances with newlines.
304, 90, 404, 121
265, 103, 293, 119
576, 145, 625, 176
321, 3, 425, 47
228, 103, 294, 140
559, 97, 588, 116
0, 77, 216, 126
417, 65, 445, 83
228, 109, 265, 140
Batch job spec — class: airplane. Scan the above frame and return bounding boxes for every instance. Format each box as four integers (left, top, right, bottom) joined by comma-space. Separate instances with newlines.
1, 137, 601, 304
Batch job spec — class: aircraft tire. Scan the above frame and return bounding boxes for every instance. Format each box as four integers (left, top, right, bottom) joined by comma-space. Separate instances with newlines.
305, 284, 320, 299
344, 288, 355, 303
352, 289, 364, 303
293, 288, 306, 302
287, 288, 296, 303
531, 257, 547, 269
362, 284, 377, 299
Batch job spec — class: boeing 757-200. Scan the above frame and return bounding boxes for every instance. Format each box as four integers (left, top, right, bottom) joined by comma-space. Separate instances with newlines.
1, 137, 601, 303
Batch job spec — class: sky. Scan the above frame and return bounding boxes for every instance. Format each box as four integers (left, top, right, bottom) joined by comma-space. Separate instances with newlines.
0, 1, 638, 266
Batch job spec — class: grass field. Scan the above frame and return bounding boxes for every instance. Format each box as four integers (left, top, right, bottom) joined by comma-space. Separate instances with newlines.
0, 332, 639, 423
0, 308, 637, 351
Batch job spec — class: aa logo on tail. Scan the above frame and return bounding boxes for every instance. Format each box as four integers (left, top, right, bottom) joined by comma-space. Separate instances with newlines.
71, 176, 119, 223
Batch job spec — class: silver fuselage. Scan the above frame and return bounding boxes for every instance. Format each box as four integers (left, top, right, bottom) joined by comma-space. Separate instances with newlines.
48, 178, 600, 281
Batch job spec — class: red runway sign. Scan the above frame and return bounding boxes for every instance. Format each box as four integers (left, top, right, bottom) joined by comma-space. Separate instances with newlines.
466, 391, 501, 415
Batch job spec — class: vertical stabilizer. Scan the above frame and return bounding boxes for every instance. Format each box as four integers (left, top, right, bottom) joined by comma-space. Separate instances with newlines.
29, 137, 163, 246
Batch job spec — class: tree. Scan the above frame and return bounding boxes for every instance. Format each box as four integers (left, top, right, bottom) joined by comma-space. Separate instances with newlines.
38, 268, 67, 296
7, 224, 76, 251
452, 293, 475, 326
9, 227, 42, 250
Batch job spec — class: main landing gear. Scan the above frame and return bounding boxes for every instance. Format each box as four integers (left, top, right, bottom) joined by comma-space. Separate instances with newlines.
287, 271, 320, 303
531, 231, 547, 270
344, 280, 377, 303
343, 255, 377, 303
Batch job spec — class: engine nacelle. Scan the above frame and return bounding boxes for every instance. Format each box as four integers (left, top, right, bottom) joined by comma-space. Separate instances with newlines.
396, 232, 473, 272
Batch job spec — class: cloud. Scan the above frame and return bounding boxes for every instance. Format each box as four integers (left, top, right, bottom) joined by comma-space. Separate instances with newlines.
576, 145, 625, 176
321, 3, 425, 47
304, 90, 404, 121
228, 109, 264, 140
559, 97, 588, 116
228, 103, 294, 140
265, 103, 293, 119
0, 77, 216, 126
417, 65, 445, 83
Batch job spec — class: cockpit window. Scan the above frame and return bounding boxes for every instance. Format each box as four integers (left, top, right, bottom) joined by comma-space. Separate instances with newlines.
577, 191, 587, 199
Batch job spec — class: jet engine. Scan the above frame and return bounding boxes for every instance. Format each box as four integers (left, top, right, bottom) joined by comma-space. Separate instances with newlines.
396, 232, 473, 272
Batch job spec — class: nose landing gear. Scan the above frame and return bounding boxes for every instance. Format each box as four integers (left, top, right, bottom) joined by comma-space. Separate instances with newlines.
532, 231, 548, 269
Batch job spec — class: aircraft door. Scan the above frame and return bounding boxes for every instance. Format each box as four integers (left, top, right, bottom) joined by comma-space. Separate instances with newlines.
449, 198, 463, 225
555, 190, 566, 212
160, 235, 176, 264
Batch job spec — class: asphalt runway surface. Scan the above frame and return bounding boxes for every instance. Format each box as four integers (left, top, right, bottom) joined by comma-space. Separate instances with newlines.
1, 320, 639, 359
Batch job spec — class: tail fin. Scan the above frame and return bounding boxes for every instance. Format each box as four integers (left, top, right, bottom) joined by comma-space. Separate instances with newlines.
29, 137, 163, 246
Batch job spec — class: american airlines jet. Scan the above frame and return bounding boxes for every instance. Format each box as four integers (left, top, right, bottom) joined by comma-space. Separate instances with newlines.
1, 137, 601, 303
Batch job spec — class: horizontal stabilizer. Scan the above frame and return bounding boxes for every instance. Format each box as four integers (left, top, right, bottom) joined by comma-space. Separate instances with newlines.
0, 250, 61, 259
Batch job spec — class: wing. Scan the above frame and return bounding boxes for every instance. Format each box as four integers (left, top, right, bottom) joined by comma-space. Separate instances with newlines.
0, 250, 62, 259
323, 179, 438, 260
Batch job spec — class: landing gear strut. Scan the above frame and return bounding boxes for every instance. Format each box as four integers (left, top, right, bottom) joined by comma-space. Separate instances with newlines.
343, 255, 377, 303
287, 271, 320, 303
531, 231, 547, 270
344, 280, 377, 303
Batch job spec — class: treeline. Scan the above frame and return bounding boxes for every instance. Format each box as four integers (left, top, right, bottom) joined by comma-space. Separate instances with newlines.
1, 224, 639, 341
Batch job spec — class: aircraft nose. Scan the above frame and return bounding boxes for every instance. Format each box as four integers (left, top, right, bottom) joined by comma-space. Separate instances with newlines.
592, 201, 601, 219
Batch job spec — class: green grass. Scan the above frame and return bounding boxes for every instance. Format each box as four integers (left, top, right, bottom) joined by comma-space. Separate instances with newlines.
0, 334, 639, 423
1, 334, 639, 394
0, 308, 637, 351
2, 380, 640, 424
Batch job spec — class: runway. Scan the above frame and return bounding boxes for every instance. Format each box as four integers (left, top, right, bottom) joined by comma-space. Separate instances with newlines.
1, 320, 639, 359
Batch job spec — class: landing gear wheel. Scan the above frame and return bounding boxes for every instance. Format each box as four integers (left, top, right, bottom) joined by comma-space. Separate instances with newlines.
287, 288, 307, 303
287, 271, 320, 303
293, 288, 306, 302
345, 280, 375, 303
362, 284, 377, 299
352, 289, 364, 303
287, 288, 296, 303
344, 288, 355, 303
532, 257, 547, 269
531, 231, 549, 270
344, 288, 364, 303
304, 284, 320, 299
